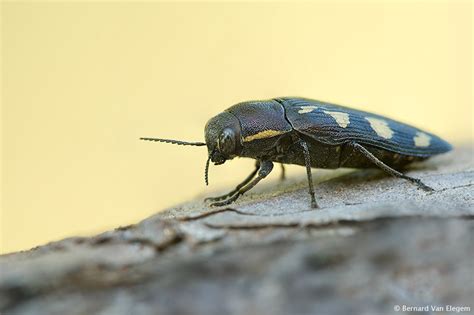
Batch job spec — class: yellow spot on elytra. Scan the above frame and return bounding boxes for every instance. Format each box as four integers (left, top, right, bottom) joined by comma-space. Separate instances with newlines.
298, 106, 318, 114
323, 111, 350, 128
243, 130, 286, 142
413, 132, 431, 147
365, 117, 394, 139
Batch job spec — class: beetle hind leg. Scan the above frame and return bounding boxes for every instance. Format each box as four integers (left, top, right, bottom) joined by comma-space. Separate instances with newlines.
205, 161, 260, 202
351, 142, 434, 191
209, 160, 273, 207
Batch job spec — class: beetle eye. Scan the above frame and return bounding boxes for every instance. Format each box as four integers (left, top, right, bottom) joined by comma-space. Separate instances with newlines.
217, 128, 236, 155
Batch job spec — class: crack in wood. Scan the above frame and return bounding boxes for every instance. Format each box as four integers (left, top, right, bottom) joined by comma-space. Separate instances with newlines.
201, 215, 474, 231
176, 207, 258, 221
435, 182, 474, 193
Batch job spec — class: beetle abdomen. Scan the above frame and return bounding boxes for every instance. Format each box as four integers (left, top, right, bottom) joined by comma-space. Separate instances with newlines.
273, 136, 424, 170
278, 97, 452, 157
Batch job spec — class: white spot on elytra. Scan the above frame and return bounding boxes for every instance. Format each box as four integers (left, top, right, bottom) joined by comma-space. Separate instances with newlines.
413, 131, 431, 147
365, 117, 394, 139
298, 105, 318, 114
323, 111, 350, 128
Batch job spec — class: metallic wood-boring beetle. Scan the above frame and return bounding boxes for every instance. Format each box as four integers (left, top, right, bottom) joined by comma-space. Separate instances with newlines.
141, 97, 452, 208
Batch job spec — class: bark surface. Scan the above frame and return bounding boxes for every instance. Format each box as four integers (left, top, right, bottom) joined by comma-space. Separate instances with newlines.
1, 145, 473, 315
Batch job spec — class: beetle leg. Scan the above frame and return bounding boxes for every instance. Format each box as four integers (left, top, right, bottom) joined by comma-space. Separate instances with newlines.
280, 163, 286, 181
205, 161, 260, 202
210, 160, 273, 207
350, 142, 434, 191
299, 139, 319, 208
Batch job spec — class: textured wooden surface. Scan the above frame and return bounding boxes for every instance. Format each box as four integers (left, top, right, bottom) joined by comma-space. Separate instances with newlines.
1, 145, 473, 315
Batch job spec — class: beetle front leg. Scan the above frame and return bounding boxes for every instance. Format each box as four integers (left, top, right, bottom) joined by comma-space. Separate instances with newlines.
351, 142, 434, 191
205, 161, 260, 202
210, 160, 274, 207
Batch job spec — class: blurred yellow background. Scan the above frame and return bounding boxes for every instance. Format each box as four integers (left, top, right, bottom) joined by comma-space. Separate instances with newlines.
1, 1, 472, 254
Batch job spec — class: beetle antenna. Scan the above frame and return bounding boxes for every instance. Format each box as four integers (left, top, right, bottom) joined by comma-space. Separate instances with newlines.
140, 137, 206, 146
204, 155, 211, 186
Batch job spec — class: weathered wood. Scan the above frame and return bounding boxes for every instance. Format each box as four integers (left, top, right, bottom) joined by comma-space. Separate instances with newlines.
1, 144, 473, 315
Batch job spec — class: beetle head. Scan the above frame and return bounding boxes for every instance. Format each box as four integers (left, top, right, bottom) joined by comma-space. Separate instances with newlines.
204, 111, 242, 165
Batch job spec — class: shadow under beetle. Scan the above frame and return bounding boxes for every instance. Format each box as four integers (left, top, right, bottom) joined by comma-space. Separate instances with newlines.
141, 97, 452, 208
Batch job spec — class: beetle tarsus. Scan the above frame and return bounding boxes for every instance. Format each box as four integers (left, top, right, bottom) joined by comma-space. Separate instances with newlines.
205, 192, 237, 203
411, 178, 435, 192
209, 195, 240, 207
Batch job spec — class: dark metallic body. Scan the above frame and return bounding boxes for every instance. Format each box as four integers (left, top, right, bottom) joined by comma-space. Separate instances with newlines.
141, 97, 451, 208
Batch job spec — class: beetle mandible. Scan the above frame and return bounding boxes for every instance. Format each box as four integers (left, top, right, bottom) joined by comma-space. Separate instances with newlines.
141, 97, 452, 208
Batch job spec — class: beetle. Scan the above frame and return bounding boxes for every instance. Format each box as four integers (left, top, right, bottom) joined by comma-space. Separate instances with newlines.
141, 97, 452, 208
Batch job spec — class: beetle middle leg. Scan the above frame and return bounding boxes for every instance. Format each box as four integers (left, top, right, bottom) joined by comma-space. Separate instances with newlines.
350, 142, 434, 191
210, 160, 274, 207
205, 161, 260, 202
299, 139, 319, 208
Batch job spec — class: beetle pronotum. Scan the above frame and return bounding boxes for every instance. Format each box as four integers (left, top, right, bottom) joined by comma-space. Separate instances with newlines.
141, 97, 452, 208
